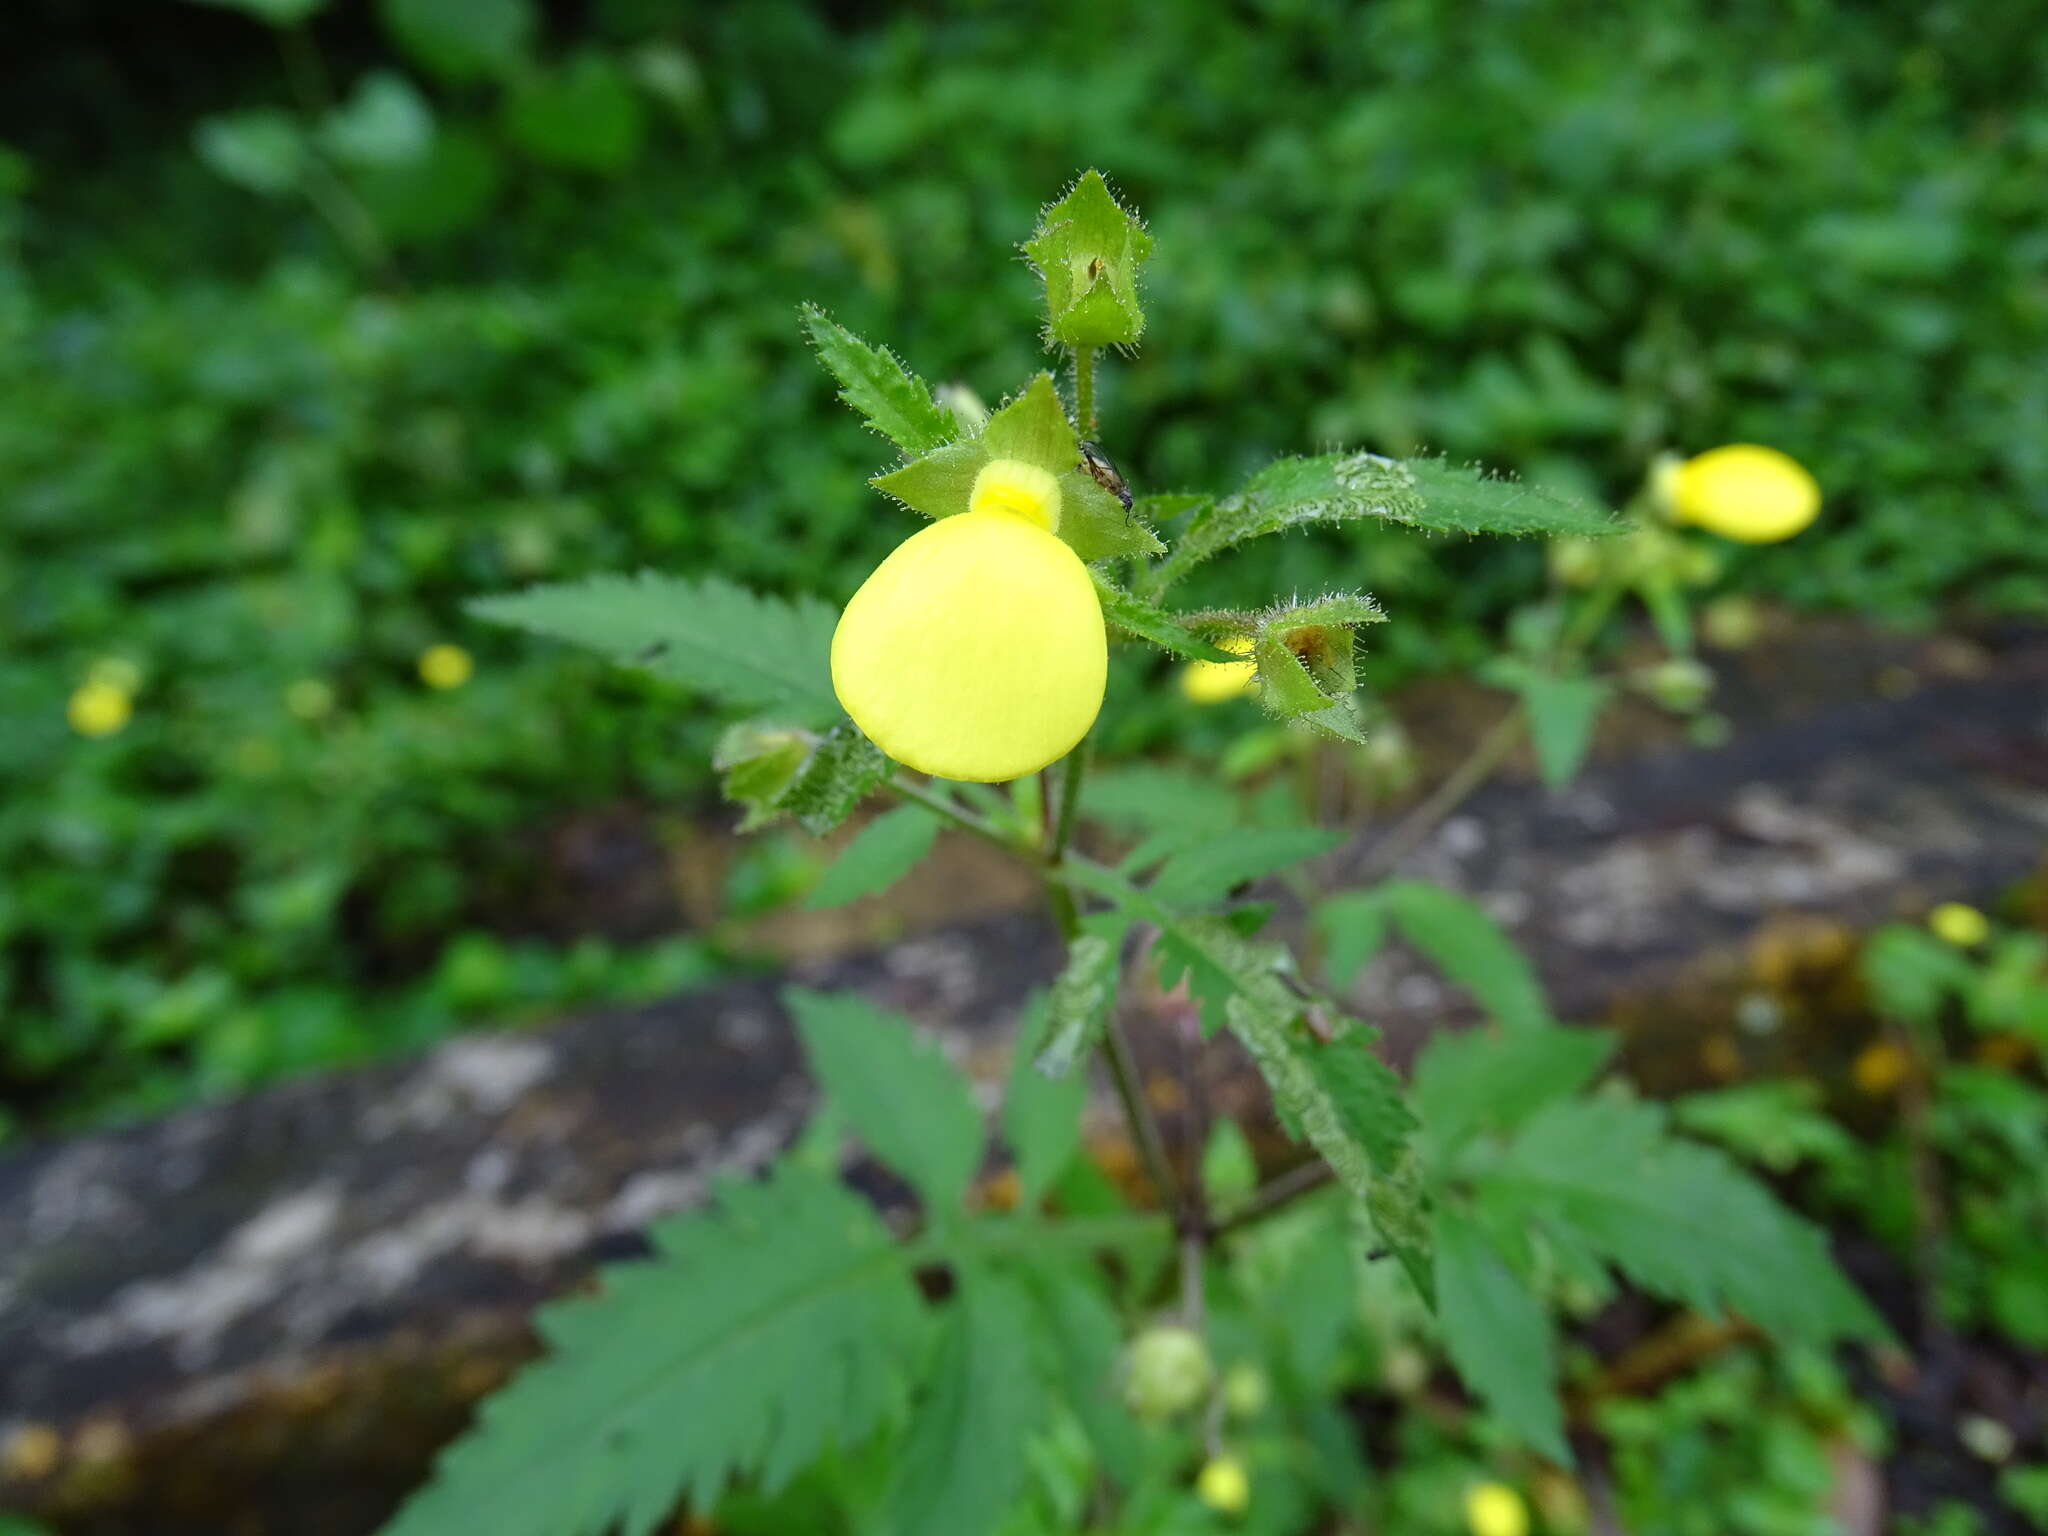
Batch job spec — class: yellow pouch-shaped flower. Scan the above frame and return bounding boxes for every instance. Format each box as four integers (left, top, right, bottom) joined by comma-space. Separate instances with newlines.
831, 506, 1106, 782
1668, 444, 1821, 543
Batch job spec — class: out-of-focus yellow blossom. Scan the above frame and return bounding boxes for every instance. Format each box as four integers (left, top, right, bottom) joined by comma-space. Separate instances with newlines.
1928, 902, 1989, 948
286, 678, 336, 720
1465, 1482, 1530, 1536
1665, 445, 1822, 543
1180, 634, 1257, 704
67, 680, 133, 738
832, 461, 1106, 782
419, 644, 475, 690
1853, 1040, 1911, 1096
1196, 1456, 1251, 1516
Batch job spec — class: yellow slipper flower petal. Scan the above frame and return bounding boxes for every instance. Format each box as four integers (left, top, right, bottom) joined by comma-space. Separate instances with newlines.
1180, 633, 1257, 703
1668, 444, 1821, 544
831, 507, 1106, 782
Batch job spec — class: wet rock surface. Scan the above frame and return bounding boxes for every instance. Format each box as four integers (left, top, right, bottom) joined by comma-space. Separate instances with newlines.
3, 621, 2045, 1533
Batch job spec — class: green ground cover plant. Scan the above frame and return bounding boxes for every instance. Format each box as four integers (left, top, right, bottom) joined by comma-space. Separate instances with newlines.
3, 0, 2045, 1132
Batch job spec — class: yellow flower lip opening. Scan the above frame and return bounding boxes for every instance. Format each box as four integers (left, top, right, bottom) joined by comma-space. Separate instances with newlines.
969, 457, 1062, 533
831, 508, 1106, 783
1669, 444, 1821, 544
1180, 633, 1257, 704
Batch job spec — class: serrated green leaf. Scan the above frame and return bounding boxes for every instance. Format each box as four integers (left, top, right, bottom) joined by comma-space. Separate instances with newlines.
1227, 997, 1431, 1301
1057, 466, 1165, 561
870, 438, 989, 521
1149, 451, 1425, 593
1516, 674, 1610, 788
882, 1268, 1046, 1536
805, 805, 937, 909
1034, 926, 1124, 1080
1023, 170, 1153, 349
1380, 880, 1553, 1033
379, 1164, 919, 1536
981, 373, 1074, 469
780, 721, 887, 834
1481, 1095, 1883, 1344
471, 572, 840, 725
1006, 997, 1088, 1202
1434, 1207, 1569, 1464
1089, 575, 1240, 662
800, 305, 957, 457
1148, 825, 1342, 909
786, 987, 985, 1211
1413, 1024, 1616, 1160
1398, 458, 1620, 539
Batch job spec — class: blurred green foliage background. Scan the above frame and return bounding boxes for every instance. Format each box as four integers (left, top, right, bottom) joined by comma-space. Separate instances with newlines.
3, 0, 2045, 1131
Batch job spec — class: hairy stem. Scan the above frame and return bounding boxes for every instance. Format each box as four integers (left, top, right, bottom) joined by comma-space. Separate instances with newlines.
1074, 347, 1097, 439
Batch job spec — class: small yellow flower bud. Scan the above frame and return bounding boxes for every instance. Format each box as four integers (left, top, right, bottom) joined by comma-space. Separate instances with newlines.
1121, 1324, 1213, 1421
969, 457, 1062, 532
832, 509, 1106, 782
1928, 902, 1989, 948
67, 680, 133, 738
1667, 445, 1821, 544
1180, 634, 1257, 704
1465, 1482, 1530, 1536
419, 644, 474, 690
1196, 1455, 1251, 1516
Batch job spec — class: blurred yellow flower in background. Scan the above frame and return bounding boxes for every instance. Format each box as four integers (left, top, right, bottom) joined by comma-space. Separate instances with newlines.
1853, 1040, 1912, 1096
68, 679, 133, 738
1464, 1482, 1530, 1536
832, 460, 1105, 783
1664, 444, 1821, 543
1928, 902, 1989, 948
1180, 633, 1257, 704
419, 644, 475, 690
1196, 1455, 1251, 1516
